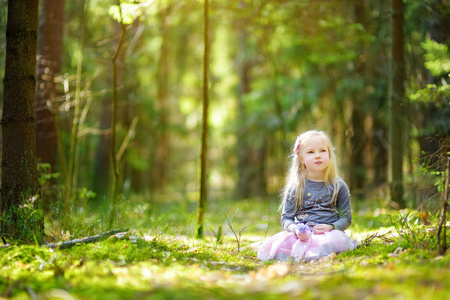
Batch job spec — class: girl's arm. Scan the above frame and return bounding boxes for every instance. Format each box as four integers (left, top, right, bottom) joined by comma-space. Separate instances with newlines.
280, 189, 298, 232
331, 180, 352, 231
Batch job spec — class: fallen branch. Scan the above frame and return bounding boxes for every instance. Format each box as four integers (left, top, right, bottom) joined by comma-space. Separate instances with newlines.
43, 228, 128, 250
359, 231, 394, 247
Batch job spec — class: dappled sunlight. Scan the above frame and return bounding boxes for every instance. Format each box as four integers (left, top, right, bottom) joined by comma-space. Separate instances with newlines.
1, 0, 449, 298
1, 198, 449, 299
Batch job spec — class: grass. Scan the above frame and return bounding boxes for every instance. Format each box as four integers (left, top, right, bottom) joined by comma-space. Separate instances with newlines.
0, 195, 449, 299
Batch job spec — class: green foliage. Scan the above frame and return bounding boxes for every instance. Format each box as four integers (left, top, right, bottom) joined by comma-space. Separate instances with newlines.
78, 188, 97, 203
408, 38, 450, 138
422, 38, 450, 77
417, 151, 449, 194
2, 1, 450, 297
409, 39, 450, 107
37, 163, 60, 186
409, 83, 450, 106
0, 196, 45, 245
108, 0, 147, 25
388, 210, 437, 250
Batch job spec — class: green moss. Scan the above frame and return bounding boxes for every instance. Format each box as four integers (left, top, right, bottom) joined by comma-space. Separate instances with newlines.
0, 198, 449, 299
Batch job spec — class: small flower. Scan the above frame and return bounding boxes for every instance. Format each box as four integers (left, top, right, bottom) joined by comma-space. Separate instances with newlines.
295, 223, 309, 234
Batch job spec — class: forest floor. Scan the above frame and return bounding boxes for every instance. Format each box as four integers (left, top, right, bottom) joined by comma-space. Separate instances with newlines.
1, 196, 449, 299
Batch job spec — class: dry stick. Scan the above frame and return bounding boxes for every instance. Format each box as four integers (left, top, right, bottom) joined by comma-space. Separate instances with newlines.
43, 228, 128, 250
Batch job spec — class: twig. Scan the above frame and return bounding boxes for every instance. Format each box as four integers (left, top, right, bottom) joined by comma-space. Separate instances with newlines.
116, 116, 139, 161
222, 209, 255, 252
359, 231, 394, 247
26, 286, 37, 299
42, 228, 128, 250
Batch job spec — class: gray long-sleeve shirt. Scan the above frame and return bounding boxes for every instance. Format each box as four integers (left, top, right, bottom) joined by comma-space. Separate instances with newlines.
281, 178, 352, 232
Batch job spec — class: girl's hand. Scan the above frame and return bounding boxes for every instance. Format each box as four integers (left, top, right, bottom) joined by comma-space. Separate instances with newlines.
313, 224, 334, 235
297, 232, 310, 242
294, 223, 310, 242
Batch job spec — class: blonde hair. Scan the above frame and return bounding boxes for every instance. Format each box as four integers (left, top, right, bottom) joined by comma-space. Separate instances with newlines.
281, 130, 341, 212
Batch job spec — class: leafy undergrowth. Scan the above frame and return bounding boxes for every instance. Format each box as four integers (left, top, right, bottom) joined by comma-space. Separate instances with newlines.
0, 198, 449, 299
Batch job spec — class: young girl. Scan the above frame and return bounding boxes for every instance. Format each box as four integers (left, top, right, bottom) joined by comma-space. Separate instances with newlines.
257, 130, 357, 261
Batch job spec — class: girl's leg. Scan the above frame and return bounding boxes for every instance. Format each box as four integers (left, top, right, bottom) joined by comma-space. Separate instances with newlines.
257, 231, 298, 261
304, 230, 356, 260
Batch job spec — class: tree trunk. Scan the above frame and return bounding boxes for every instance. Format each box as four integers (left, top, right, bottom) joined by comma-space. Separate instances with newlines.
65, 0, 88, 209
35, 0, 64, 169
109, 0, 127, 228
373, 113, 389, 186
348, 0, 367, 198
349, 104, 365, 194
235, 1, 267, 198
154, 4, 171, 189
35, 0, 65, 210
0, 0, 43, 242
115, 13, 128, 198
197, 0, 210, 239
236, 12, 252, 198
368, 0, 389, 189
389, 0, 406, 208
436, 139, 449, 255
93, 99, 112, 202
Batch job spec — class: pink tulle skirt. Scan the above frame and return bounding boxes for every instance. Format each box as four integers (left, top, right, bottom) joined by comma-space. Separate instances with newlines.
257, 230, 357, 262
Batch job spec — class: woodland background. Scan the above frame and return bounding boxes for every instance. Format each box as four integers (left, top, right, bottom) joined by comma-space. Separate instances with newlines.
0, 0, 449, 299
0, 0, 449, 242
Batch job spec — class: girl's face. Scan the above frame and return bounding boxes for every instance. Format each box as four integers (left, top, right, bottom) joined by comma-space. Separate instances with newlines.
299, 135, 330, 181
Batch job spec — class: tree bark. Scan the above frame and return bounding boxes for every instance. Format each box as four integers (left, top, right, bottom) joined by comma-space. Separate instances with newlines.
1, 0, 42, 241
389, 0, 406, 208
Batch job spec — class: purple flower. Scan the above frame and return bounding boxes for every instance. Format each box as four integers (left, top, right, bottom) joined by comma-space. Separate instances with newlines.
295, 223, 309, 234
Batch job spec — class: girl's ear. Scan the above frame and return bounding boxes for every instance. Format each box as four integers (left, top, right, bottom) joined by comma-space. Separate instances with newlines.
298, 154, 303, 163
